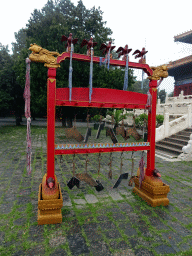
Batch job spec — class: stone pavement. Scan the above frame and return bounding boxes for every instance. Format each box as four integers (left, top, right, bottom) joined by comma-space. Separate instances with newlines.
0, 124, 192, 256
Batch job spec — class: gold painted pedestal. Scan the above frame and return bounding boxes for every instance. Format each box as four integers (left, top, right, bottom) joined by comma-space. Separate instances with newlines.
133, 176, 170, 207
38, 175, 63, 225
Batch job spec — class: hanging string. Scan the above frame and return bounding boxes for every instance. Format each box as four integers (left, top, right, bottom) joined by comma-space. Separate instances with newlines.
123, 54, 129, 90
99, 57, 107, 66
69, 43, 73, 102
23, 58, 32, 175
89, 47, 93, 103
157, 77, 163, 87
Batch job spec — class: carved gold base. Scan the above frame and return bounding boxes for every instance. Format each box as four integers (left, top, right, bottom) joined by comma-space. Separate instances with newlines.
38, 181, 63, 225
133, 176, 170, 207
42, 174, 59, 200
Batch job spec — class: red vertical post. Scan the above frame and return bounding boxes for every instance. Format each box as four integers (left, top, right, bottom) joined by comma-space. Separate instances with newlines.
147, 106, 152, 173
47, 68, 56, 181
146, 79, 157, 176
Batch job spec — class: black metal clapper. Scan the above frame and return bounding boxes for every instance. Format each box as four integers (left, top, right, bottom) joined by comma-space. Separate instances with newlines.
113, 152, 128, 188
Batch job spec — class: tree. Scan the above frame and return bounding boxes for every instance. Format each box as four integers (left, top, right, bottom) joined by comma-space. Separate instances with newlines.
12, 0, 136, 124
168, 91, 174, 97
131, 79, 149, 94
158, 89, 166, 103
0, 45, 14, 117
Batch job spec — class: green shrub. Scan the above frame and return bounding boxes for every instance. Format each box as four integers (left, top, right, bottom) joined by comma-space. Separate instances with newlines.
156, 114, 164, 126
91, 114, 103, 122
135, 113, 163, 128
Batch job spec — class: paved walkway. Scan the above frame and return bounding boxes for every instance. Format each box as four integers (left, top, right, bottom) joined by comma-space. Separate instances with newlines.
0, 125, 192, 256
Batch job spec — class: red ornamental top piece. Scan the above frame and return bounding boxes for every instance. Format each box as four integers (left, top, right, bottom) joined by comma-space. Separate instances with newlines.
116, 45, 132, 59
81, 37, 97, 49
61, 33, 78, 51
46, 177, 55, 189
100, 41, 116, 55
133, 47, 148, 63
81, 37, 97, 56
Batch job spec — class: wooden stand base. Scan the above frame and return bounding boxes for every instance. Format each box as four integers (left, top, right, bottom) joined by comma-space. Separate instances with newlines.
133, 176, 170, 207
38, 183, 63, 225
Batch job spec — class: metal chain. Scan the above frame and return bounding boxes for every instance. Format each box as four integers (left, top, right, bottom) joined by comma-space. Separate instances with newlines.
86, 113, 90, 128
133, 109, 136, 128
98, 153, 101, 179
72, 154, 75, 176
131, 151, 134, 177
120, 151, 124, 174
74, 114, 77, 127
85, 153, 89, 173
108, 152, 113, 179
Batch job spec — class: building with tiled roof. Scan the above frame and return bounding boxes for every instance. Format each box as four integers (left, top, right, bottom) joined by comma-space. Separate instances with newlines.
167, 30, 192, 96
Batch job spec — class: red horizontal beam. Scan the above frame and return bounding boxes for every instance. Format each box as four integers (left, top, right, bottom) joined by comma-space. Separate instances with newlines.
55, 146, 150, 155
56, 88, 148, 108
57, 52, 153, 77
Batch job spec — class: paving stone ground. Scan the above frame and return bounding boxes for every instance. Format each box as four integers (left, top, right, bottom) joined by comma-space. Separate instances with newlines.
0, 120, 192, 256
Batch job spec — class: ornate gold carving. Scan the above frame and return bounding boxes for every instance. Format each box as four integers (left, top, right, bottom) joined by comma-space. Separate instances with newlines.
133, 176, 170, 207
148, 65, 168, 80
29, 43, 60, 68
48, 79, 56, 83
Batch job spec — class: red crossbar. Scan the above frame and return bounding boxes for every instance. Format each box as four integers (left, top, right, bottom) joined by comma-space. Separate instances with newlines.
55, 146, 150, 155
57, 52, 153, 77
56, 87, 148, 109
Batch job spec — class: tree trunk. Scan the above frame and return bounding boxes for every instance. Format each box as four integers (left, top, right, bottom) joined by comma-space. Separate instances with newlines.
62, 116, 66, 127
16, 116, 20, 126
67, 117, 73, 128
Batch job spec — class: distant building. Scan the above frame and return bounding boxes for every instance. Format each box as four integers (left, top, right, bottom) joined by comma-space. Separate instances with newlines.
168, 30, 192, 96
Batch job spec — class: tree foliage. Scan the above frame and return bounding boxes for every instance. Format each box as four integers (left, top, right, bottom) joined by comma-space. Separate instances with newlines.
1, 0, 137, 120
158, 89, 166, 103
131, 79, 149, 94
168, 91, 174, 97
0, 45, 14, 116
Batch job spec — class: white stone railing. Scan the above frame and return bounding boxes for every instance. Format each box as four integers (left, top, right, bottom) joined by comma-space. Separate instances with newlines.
156, 110, 191, 142
156, 102, 192, 115
157, 90, 192, 115
165, 90, 192, 104
178, 134, 192, 161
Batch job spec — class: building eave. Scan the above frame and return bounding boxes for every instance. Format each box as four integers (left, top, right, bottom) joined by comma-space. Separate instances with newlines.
174, 30, 192, 44
167, 55, 192, 70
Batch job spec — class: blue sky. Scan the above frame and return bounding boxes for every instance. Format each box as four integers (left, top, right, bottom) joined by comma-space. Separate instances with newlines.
1, 0, 192, 94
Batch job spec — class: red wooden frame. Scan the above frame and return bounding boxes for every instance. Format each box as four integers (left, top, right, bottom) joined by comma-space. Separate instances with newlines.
56, 87, 148, 109
46, 53, 157, 183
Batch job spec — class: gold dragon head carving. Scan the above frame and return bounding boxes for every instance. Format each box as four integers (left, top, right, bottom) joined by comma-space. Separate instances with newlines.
28, 43, 60, 68
148, 65, 168, 81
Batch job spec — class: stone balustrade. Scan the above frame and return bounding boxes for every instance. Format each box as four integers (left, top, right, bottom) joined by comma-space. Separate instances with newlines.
155, 113, 190, 142
156, 90, 192, 115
